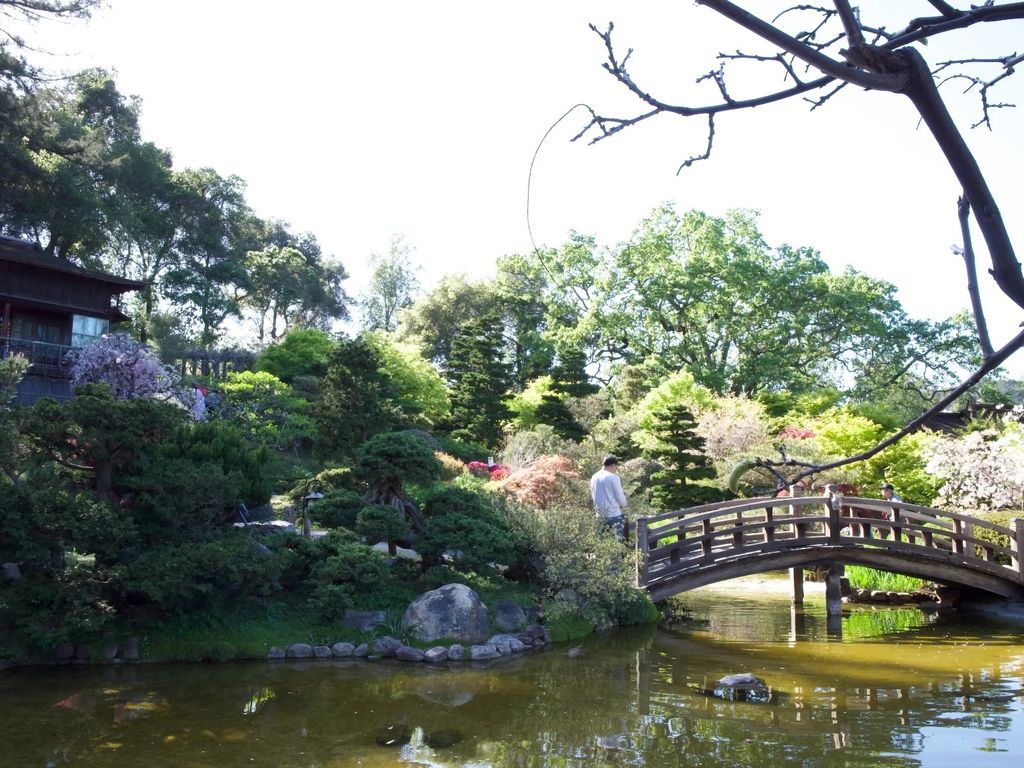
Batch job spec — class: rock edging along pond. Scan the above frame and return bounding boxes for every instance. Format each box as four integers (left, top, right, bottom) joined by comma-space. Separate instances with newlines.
0, 583, 550, 669
271, 583, 550, 664
270, 624, 550, 664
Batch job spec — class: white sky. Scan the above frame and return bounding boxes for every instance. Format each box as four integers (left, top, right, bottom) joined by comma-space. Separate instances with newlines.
24, 1, 1024, 372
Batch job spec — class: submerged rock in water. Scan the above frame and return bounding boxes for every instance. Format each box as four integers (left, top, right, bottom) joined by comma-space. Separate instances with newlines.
707, 672, 777, 703
424, 728, 463, 748
375, 723, 412, 747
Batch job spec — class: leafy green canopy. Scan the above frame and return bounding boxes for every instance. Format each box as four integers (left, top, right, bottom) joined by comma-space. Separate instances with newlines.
255, 328, 336, 382
504, 205, 976, 399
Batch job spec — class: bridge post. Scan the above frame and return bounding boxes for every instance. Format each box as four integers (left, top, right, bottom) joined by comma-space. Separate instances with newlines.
827, 490, 842, 544
635, 518, 650, 588
1012, 518, 1024, 581
825, 565, 843, 617
790, 484, 804, 605
790, 567, 804, 605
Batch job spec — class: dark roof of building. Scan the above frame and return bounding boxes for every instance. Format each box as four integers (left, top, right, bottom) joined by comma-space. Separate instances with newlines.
0, 236, 146, 292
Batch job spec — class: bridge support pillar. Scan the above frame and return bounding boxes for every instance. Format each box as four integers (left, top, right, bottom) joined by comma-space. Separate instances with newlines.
790, 567, 804, 605
825, 565, 843, 617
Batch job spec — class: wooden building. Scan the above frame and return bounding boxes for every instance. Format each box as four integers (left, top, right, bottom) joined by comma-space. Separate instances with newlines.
0, 237, 145, 404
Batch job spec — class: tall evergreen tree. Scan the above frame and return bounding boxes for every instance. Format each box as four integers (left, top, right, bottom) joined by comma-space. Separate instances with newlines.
534, 346, 598, 442
645, 403, 719, 511
314, 337, 403, 457
445, 314, 511, 448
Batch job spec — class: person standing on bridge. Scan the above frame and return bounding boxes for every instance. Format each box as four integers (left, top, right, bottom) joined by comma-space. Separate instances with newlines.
591, 455, 628, 541
881, 483, 902, 504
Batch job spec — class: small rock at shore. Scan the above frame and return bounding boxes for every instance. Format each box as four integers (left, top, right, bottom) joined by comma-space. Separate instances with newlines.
395, 646, 425, 662
372, 636, 402, 657
286, 643, 314, 659
447, 644, 465, 661
353, 643, 369, 657
424, 646, 448, 663
313, 645, 332, 659
470, 643, 501, 660
267, 646, 286, 661
331, 642, 355, 657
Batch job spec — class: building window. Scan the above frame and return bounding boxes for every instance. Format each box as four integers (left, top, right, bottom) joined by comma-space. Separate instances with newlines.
71, 315, 108, 348
10, 314, 67, 345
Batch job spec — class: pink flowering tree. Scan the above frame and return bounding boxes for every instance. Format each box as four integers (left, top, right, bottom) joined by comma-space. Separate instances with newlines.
69, 333, 180, 401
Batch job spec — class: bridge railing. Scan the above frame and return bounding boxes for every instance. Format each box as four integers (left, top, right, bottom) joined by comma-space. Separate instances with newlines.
635, 494, 1024, 590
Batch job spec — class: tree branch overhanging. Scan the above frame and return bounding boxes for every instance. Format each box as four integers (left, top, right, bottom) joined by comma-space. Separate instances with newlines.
574, 1, 1024, 490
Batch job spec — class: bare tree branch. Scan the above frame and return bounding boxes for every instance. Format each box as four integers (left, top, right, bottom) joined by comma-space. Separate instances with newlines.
695, 0, 906, 90
832, 0, 864, 48
957, 193, 994, 358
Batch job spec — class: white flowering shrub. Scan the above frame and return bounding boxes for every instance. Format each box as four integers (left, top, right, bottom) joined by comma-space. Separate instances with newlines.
69, 332, 179, 400
923, 425, 1024, 512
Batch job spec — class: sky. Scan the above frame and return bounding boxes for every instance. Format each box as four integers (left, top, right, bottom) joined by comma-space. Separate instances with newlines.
21, 1, 1024, 371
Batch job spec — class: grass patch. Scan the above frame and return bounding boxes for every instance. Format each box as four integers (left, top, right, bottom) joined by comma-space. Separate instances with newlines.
545, 614, 597, 643
140, 607, 357, 662
845, 566, 926, 593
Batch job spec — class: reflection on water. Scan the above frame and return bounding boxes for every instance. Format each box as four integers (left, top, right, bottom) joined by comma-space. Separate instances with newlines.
2, 584, 1023, 767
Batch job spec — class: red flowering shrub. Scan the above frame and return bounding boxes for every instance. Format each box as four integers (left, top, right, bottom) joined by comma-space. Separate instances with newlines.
501, 455, 582, 510
466, 460, 510, 481
467, 460, 491, 478
781, 425, 815, 440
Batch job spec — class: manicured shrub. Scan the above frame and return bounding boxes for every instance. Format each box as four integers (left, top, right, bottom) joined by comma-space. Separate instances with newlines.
308, 534, 391, 618
356, 504, 412, 548
418, 485, 514, 572
119, 533, 284, 617
306, 489, 364, 530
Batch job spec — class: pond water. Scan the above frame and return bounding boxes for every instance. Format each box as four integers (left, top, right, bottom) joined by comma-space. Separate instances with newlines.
2, 580, 1023, 767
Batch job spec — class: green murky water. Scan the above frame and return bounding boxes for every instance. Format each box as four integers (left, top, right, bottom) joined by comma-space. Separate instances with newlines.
2, 582, 1023, 767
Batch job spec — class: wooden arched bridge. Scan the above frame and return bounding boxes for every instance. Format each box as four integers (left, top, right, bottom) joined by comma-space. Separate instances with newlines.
633, 492, 1024, 606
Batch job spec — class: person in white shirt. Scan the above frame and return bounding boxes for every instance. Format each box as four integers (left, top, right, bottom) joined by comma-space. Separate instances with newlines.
590, 455, 628, 541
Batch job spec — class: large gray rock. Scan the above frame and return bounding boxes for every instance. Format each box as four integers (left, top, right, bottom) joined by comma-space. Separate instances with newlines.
447, 644, 465, 661
353, 643, 369, 657
494, 601, 527, 632
342, 610, 388, 632
402, 584, 490, 644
